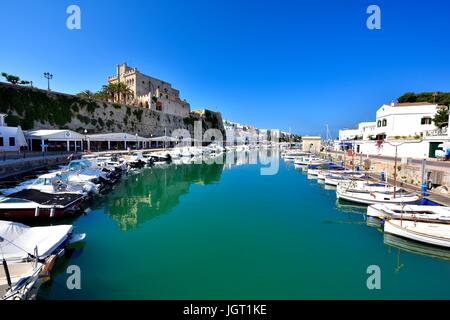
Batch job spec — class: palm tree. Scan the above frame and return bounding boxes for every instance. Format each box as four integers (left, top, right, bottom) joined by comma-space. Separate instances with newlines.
76, 90, 96, 100
101, 82, 133, 103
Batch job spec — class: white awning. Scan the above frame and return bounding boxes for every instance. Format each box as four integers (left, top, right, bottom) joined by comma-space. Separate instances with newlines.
25, 129, 84, 140
87, 133, 148, 141
148, 135, 178, 142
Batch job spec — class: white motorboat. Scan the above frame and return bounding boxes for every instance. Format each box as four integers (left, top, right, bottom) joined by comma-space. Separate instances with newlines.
384, 219, 450, 248
0, 189, 85, 219
67, 159, 112, 184
26, 172, 99, 196
367, 204, 450, 224
336, 183, 420, 205
0, 220, 86, 262
1, 260, 46, 300
94, 156, 128, 172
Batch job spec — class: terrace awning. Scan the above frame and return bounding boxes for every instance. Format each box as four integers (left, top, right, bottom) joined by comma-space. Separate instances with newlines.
148, 135, 178, 142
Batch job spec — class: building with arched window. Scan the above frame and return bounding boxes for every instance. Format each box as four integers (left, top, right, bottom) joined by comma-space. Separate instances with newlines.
107, 63, 190, 117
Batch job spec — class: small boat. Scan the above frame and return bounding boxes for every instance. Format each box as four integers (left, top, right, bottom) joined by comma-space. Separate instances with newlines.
294, 156, 325, 166
0, 189, 84, 219
317, 170, 364, 181
307, 163, 344, 176
384, 219, 450, 248
336, 183, 420, 205
0, 220, 86, 262
324, 173, 370, 186
1, 260, 45, 300
368, 204, 450, 224
26, 172, 99, 197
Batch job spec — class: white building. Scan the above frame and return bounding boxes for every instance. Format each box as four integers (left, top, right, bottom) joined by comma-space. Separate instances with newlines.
342, 102, 450, 159
373, 102, 440, 139
0, 114, 27, 152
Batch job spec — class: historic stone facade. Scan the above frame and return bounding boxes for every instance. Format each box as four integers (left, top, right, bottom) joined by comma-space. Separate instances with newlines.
0, 82, 224, 138
107, 63, 190, 117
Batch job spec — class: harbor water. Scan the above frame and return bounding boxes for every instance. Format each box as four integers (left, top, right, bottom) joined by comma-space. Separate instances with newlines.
38, 151, 450, 299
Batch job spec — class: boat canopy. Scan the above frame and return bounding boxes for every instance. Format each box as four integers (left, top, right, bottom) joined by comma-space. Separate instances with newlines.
0, 220, 72, 261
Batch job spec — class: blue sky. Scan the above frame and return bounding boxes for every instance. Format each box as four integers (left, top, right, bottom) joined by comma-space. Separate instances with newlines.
1, 0, 449, 137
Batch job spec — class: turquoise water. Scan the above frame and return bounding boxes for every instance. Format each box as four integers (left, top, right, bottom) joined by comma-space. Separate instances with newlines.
38, 152, 450, 299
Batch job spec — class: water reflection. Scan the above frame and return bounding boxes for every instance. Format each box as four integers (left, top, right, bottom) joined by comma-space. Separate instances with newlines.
105, 163, 224, 230
384, 233, 450, 262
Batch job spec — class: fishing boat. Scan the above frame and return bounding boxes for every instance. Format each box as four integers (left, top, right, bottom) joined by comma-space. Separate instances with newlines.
324, 173, 370, 186
383, 219, 450, 248
336, 183, 420, 205
307, 163, 344, 176
294, 156, 324, 166
0, 189, 84, 219
282, 150, 309, 161
317, 170, 364, 181
367, 204, 450, 224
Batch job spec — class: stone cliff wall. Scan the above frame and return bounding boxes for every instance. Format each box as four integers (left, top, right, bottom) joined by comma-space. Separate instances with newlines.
0, 82, 224, 137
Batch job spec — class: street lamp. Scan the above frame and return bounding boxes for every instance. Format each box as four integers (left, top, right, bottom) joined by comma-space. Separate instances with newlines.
382, 139, 423, 198
135, 133, 138, 150
83, 129, 88, 152
43, 72, 53, 91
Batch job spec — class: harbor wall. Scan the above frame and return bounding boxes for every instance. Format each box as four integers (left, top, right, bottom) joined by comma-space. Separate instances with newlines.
0, 82, 225, 137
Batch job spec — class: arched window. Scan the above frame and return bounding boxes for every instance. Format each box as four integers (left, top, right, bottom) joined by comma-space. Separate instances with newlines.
382, 119, 387, 127
421, 117, 432, 125
377, 120, 382, 127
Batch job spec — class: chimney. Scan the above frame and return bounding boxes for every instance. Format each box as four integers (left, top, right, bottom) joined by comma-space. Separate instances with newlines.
391, 101, 395, 107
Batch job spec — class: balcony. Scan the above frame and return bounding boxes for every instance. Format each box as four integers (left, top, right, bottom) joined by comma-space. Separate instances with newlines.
424, 127, 448, 137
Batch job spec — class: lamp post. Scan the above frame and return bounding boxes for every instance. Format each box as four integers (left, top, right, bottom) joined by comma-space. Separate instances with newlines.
382, 139, 423, 198
83, 129, 88, 152
43, 72, 53, 91
135, 133, 138, 150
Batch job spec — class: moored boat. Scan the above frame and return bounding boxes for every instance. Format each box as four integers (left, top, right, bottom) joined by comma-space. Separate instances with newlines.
383, 219, 450, 248
368, 203, 450, 224
0, 189, 84, 219
336, 183, 420, 205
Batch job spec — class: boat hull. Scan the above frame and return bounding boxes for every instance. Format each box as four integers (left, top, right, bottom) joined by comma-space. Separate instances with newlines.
336, 188, 419, 205
384, 220, 450, 248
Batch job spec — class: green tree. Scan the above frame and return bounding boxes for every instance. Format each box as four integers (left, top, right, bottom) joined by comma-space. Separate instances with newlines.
432, 107, 449, 128
398, 92, 450, 106
101, 82, 133, 103
1, 72, 30, 85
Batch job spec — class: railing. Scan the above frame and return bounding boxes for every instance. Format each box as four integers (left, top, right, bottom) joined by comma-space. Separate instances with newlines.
0, 150, 82, 162
424, 127, 448, 137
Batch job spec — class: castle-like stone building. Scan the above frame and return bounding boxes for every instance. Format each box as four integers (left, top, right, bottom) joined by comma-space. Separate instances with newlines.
107, 63, 190, 117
